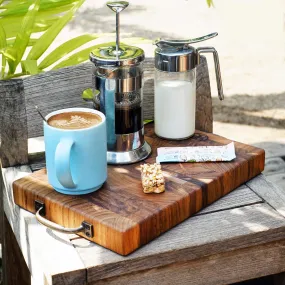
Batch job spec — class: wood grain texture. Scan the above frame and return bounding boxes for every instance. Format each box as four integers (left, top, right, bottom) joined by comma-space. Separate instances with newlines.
264, 157, 285, 176
88, 240, 285, 285
1, 167, 5, 285
23, 63, 94, 139
0, 165, 3, 244
247, 174, 285, 218
195, 56, 213, 133
197, 184, 262, 215
3, 214, 31, 285
24, 217, 86, 285
2, 166, 86, 285
0, 79, 28, 167
266, 172, 285, 192
13, 127, 265, 255
71, 203, 285, 283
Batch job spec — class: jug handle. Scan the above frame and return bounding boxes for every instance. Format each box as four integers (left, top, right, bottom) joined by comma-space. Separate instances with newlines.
197, 47, 224, 101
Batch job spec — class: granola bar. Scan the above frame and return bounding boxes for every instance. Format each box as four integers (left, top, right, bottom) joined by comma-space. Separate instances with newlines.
140, 163, 165, 194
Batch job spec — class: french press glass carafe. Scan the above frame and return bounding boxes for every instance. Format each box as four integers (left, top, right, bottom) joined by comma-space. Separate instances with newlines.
154, 33, 224, 140
89, 1, 151, 164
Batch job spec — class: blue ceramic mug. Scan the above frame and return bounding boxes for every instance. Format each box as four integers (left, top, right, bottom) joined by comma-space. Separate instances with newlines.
44, 108, 107, 195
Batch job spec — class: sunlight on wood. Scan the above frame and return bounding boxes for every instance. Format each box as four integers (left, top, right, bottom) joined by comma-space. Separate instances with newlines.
243, 222, 269, 232
114, 168, 129, 174
230, 208, 245, 216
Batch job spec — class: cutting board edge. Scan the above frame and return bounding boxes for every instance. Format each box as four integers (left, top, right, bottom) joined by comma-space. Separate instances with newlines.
11, 129, 266, 256
12, 178, 142, 256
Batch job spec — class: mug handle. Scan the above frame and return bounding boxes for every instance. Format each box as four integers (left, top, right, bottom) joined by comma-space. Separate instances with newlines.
55, 138, 76, 188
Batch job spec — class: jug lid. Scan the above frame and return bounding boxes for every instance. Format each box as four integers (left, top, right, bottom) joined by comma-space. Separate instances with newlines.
90, 42, 145, 67
155, 45, 197, 72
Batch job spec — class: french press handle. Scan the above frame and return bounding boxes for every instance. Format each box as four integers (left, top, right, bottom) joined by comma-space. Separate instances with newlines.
197, 47, 224, 101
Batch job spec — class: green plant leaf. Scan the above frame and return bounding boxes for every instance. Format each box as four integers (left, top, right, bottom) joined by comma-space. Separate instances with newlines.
143, 120, 153, 125
10, 0, 40, 73
82, 88, 99, 100
38, 34, 99, 69
0, 47, 17, 75
1, 55, 6, 78
0, 23, 6, 49
0, 16, 53, 39
0, 1, 77, 17
27, 0, 84, 61
0, 23, 6, 78
52, 45, 101, 70
207, 0, 214, 7
21, 59, 39, 75
7, 37, 37, 46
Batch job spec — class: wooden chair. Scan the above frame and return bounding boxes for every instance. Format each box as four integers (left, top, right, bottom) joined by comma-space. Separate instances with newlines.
1, 58, 285, 285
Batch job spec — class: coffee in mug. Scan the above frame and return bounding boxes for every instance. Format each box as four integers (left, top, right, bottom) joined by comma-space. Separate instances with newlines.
48, 111, 102, 130
44, 108, 107, 195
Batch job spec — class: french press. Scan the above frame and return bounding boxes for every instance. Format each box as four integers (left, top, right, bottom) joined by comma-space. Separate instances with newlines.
154, 33, 224, 140
89, 1, 151, 164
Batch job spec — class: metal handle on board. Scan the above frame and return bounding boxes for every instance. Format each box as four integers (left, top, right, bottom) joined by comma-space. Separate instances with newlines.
35, 200, 94, 238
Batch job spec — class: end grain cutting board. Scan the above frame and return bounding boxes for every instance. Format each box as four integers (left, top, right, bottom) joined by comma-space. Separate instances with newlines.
13, 125, 265, 255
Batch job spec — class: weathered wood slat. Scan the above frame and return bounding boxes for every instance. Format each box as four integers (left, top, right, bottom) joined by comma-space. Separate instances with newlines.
24, 217, 86, 285
253, 141, 285, 159
266, 172, 285, 192
197, 185, 262, 215
23, 64, 94, 139
0, 165, 3, 244
195, 56, 213, 133
3, 214, 31, 285
0, 79, 28, 167
71, 203, 285, 283
0, 168, 5, 285
88, 240, 285, 285
247, 174, 285, 218
2, 166, 86, 285
264, 157, 285, 176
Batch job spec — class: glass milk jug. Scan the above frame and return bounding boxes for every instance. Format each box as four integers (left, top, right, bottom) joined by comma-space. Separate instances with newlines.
154, 33, 224, 140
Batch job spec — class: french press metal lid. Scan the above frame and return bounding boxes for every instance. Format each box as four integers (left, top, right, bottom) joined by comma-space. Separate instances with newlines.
154, 32, 224, 100
90, 43, 145, 67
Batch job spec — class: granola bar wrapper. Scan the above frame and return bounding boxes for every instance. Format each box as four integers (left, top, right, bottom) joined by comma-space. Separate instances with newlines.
156, 142, 236, 163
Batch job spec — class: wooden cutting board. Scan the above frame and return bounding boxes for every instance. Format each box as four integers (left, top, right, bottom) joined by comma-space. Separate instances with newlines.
13, 125, 265, 255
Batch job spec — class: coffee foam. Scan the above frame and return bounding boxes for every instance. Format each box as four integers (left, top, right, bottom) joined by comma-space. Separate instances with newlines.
48, 111, 102, 130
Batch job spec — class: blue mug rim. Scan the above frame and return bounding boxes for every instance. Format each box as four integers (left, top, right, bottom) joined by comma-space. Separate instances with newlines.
44, 107, 106, 132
